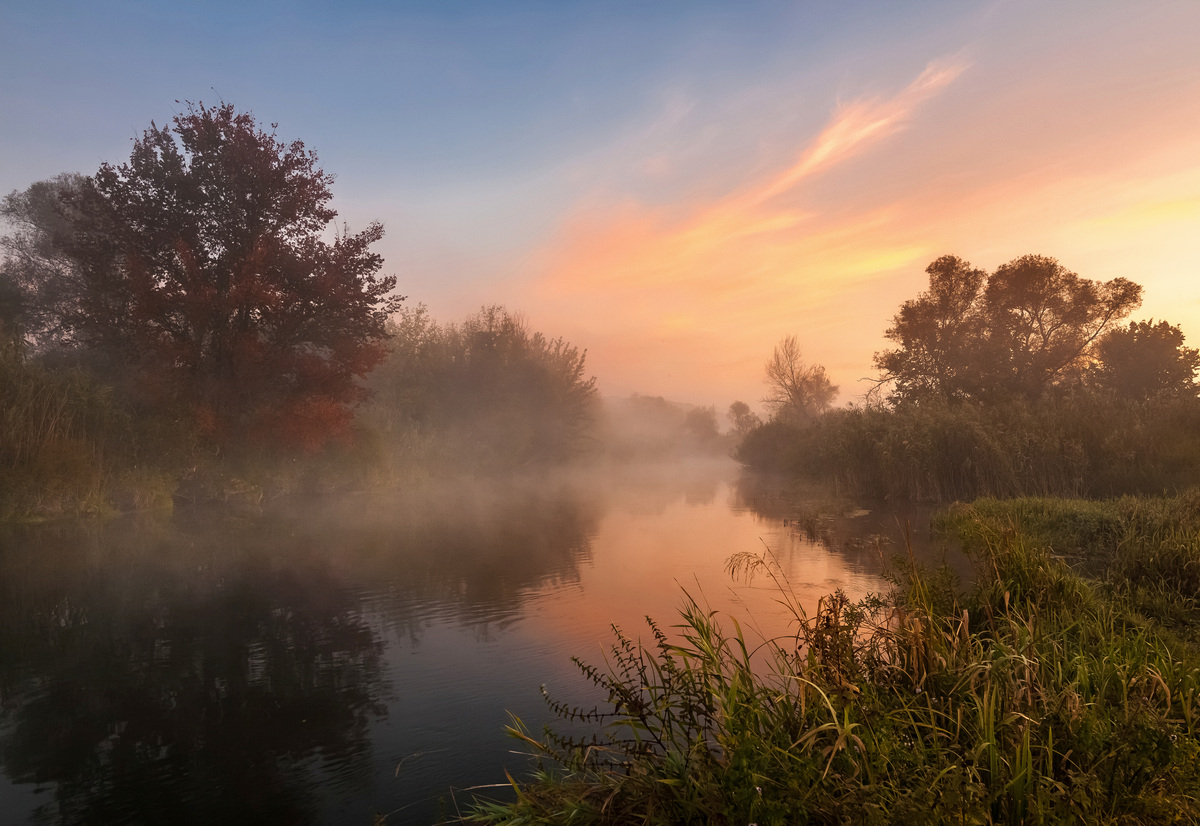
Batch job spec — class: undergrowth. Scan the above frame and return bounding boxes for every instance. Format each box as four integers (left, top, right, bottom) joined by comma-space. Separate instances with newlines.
468, 495, 1200, 825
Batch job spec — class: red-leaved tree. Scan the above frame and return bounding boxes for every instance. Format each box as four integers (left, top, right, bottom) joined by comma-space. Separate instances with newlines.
55, 102, 403, 450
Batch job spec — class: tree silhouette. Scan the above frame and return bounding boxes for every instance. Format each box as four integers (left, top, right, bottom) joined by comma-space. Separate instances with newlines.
1091, 319, 1200, 400
875, 254, 1141, 403
368, 305, 599, 468
4, 103, 402, 450
1, 173, 98, 356
727, 401, 761, 439
873, 255, 987, 402
762, 336, 836, 423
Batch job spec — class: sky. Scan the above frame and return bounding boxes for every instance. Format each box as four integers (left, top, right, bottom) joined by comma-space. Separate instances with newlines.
3, 0, 1199, 413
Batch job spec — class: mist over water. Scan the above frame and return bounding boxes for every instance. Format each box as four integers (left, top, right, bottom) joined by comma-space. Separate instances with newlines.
0, 459, 958, 825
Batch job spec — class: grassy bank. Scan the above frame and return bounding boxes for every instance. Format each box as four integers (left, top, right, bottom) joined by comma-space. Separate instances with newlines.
0, 356, 178, 520
0, 354, 395, 521
470, 494, 1200, 825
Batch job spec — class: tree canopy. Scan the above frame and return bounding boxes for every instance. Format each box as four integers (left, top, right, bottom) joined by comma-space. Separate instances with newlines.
875, 254, 1142, 403
1092, 319, 1200, 400
762, 336, 836, 423
727, 401, 761, 438
368, 305, 600, 469
0, 103, 402, 450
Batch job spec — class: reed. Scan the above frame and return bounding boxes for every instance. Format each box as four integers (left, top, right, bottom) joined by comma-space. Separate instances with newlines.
469, 496, 1200, 824
737, 394, 1200, 502
0, 357, 122, 518
0, 356, 187, 519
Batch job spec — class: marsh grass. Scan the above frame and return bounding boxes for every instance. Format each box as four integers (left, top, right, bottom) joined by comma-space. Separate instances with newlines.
737, 395, 1200, 502
0, 357, 130, 518
469, 496, 1200, 825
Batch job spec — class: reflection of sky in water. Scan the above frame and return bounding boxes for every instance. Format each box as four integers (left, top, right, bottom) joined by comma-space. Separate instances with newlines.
0, 462, 963, 825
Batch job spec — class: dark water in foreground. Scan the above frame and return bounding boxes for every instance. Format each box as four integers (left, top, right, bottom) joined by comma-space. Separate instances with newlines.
0, 461, 957, 825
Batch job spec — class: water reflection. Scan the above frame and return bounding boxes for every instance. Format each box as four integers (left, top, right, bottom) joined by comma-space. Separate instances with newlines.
0, 464, 959, 824
0, 517, 384, 824
730, 470, 966, 577
0, 480, 601, 825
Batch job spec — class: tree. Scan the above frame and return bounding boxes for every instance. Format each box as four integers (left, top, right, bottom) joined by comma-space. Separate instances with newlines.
0, 173, 92, 353
0, 271, 21, 361
873, 255, 987, 403
1091, 319, 1200, 400
683, 405, 721, 451
762, 336, 837, 423
368, 305, 600, 468
727, 401, 762, 438
2, 104, 402, 450
982, 255, 1142, 399
875, 254, 1141, 403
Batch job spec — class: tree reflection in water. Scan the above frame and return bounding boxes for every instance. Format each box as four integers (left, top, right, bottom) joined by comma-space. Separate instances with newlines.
0, 479, 602, 824
0, 516, 385, 824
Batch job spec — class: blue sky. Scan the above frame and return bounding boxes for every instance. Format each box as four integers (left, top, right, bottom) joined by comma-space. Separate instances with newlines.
4, 1, 1199, 408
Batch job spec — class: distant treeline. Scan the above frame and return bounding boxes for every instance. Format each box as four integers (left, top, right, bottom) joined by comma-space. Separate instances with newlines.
364, 304, 602, 474
0, 102, 739, 520
0, 104, 616, 519
736, 254, 1200, 501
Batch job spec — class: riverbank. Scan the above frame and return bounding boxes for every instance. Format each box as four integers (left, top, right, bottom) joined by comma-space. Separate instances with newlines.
470, 493, 1200, 825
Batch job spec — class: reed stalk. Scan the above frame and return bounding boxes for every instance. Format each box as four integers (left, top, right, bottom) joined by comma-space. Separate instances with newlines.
469, 495, 1200, 825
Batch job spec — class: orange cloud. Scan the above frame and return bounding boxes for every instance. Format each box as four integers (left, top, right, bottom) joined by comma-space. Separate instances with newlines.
506, 21, 1200, 411
750, 59, 968, 205
537, 58, 967, 300
513, 60, 975, 404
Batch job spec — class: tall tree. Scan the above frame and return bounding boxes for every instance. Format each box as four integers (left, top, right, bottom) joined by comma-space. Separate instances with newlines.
982, 255, 1142, 399
874, 255, 987, 403
2, 103, 402, 450
1091, 319, 1200, 400
762, 336, 836, 423
874, 254, 1141, 403
0, 173, 92, 352
727, 401, 762, 438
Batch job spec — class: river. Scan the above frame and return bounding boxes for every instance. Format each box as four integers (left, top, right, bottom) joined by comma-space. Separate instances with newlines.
0, 459, 958, 824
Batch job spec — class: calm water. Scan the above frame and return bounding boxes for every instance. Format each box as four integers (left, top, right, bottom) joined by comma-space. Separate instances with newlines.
0, 460, 957, 825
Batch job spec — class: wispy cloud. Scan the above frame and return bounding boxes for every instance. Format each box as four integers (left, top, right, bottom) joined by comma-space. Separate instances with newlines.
749, 59, 969, 205
512, 58, 968, 400
533, 57, 968, 298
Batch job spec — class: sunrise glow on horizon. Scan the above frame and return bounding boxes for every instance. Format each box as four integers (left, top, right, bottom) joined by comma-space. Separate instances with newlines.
3, 0, 1199, 414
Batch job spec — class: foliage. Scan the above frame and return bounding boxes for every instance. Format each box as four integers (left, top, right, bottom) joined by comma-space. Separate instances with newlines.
683, 405, 721, 450
763, 335, 837, 423
737, 391, 1200, 502
470, 496, 1200, 825
873, 255, 988, 404
1091, 319, 1200, 401
953, 493, 1200, 643
0, 352, 182, 519
732, 418, 808, 474
600, 394, 731, 460
366, 305, 600, 471
876, 254, 1142, 404
726, 401, 761, 439
0, 172, 92, 352
0, 269, 21, 360
1, 103, 402, 452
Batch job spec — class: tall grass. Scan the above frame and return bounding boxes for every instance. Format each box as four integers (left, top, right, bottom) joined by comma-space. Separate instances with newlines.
1, 356, 120, 517
0, 356, 176, 519
736, 395, 1200, 502
470, 496, 1200, 824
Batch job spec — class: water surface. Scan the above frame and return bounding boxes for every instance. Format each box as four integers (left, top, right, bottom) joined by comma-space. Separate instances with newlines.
0, 461, 957, 824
